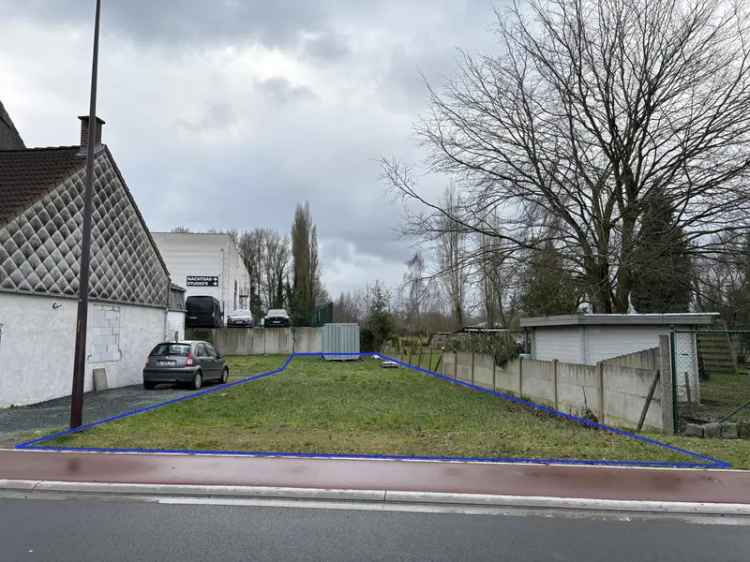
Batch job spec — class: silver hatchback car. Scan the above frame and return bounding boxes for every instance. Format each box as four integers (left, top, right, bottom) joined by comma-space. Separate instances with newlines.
143, 340, 229, 390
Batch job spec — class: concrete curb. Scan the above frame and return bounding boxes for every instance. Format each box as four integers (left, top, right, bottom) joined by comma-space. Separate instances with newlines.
1, 479, 749, 516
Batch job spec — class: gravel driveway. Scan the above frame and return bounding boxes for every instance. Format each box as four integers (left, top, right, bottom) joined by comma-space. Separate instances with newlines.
0, 385, 196, 447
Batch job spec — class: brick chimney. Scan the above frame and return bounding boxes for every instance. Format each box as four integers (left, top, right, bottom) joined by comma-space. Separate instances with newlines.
78, 115, 105, 149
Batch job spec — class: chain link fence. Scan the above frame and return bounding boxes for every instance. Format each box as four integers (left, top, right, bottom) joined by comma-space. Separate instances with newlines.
672, 329, 750, 437
384, 330, 526, 372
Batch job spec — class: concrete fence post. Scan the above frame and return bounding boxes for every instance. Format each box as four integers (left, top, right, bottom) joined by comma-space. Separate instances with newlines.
553, 359, 559, 410
659, 335, 676, 435
492, 359, 496, 391
471, 351, 476, 384
519, 356, 524, 398
454, 351, 458, 379
598, 363, 605, 422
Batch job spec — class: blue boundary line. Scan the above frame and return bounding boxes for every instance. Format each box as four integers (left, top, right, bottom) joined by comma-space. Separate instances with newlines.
16, 352, 731, 469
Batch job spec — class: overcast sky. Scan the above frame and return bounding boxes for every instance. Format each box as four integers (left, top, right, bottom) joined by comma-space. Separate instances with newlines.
0, 0, 500, 298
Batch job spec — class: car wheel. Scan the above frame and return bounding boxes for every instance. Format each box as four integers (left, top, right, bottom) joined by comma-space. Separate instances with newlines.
221, 368, 229, 384
143, 381, 156, 390
192, 372, 203, 390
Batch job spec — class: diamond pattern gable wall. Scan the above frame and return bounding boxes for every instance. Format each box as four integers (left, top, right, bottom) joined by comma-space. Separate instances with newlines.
0, 152, 168, 306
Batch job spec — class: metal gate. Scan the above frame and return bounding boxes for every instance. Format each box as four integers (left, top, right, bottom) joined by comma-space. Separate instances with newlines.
672, 328, 750, 435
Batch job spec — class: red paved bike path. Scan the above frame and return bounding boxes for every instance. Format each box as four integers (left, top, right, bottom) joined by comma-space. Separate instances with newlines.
1, 449, 749, 504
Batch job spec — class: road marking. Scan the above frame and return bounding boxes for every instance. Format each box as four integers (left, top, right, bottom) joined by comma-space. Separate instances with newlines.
1, 488, 749, 527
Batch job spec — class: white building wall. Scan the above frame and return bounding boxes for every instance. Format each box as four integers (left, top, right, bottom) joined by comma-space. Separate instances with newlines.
532, 326, 584, 363
530, 323, 700, 403
583, 326, 670, 365
0, 293, 167, 408
166, 310, 186, 342
151, 233, 250, 317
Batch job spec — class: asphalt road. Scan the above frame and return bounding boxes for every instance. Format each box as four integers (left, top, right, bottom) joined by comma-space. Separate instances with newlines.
1, 497, 749, 562
0, 384, 195, 446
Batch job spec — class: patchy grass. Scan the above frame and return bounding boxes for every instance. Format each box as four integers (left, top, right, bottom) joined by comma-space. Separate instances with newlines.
690, 373, 750, 425
43, 356, 742, 467
659, 434, 750, 469
225, 355, 289, 381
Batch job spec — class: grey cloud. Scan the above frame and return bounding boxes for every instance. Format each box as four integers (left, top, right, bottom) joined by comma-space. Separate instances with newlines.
1, 0, 329, 49
258, 78, 316, 104
1, 0, 504, 296
301, 32, 351, 62
175, 102, 236, 133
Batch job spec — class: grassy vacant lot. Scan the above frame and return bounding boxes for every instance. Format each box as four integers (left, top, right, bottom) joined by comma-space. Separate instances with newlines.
46, 356, 749, 468
225, 355, 289, 381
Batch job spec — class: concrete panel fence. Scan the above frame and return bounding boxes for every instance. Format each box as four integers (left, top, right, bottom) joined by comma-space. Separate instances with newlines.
434, 344, 669, 433
185, 327, 322, 356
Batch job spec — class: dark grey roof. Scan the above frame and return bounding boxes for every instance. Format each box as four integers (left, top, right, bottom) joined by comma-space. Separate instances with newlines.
521, 313, 720, 328
0, 100, 25, 150
0, 144, 171, 306
0, 146, 85, 227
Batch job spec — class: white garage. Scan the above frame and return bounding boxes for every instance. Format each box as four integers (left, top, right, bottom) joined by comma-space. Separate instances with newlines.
521, 313, 719, 403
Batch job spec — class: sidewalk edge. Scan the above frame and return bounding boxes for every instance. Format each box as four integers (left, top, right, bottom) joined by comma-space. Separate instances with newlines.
1, 479, 748, 516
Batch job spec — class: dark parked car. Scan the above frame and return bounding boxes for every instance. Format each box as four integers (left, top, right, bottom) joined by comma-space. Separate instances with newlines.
143, 341, 229, 390
186, 296, 223, 328
264, 308, 290, 327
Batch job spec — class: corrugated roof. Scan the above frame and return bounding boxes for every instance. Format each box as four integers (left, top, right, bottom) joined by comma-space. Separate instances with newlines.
0, 146, 85, 226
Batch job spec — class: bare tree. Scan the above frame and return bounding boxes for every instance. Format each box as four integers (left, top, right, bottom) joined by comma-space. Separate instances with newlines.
238, 228, 291, 316
694, 233, 750, 326
401, 252, 426, 333
238, 229, 265, 317
474, 209, 522, 327
385, 0, 750, 313
436, 186, 468, 329
263, 231, 290, 309
334, 290, 366, 323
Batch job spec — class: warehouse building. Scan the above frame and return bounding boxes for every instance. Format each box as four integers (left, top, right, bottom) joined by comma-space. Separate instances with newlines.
151, 232, 250, 321
0, 106, 177, 407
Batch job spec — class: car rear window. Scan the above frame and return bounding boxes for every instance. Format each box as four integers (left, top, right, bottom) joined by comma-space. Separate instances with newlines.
150, 344, 192, 356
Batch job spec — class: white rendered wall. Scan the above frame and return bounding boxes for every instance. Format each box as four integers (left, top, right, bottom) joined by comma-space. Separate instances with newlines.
167, 310, 186, 342
532, 326, 584, 363
0, 292, 167, 408
583, 326, 669, 364
530, 324, 699, 403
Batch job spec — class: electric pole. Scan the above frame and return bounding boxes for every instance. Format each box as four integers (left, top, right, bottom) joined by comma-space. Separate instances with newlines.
70, 0, 102, 428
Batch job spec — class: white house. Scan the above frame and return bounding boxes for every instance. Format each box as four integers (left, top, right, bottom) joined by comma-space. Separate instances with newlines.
521, 313, 720, 402
151, 232, 250, 319
0, 110, 176, 407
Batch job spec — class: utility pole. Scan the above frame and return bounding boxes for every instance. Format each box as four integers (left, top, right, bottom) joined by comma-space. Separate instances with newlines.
70, 0, 102, 429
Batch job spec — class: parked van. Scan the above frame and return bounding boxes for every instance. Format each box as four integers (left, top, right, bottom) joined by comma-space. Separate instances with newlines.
186, 296, 223, 328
